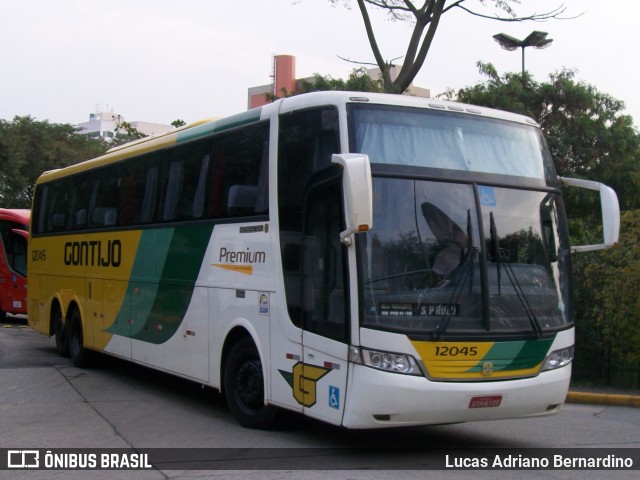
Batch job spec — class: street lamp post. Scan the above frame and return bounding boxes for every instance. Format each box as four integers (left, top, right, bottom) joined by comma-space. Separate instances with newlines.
492, 31, 553, 77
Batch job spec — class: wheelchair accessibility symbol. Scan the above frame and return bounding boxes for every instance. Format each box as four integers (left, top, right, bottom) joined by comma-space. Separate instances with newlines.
329, 385, 340, 410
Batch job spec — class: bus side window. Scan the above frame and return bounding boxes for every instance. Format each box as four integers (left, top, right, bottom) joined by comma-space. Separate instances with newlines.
69, 176, 92, 230
34, 186, 48, 234
162, 160, 184, 221
90, 168, 122, 228
173, 140, 213, 220
155, 139, 214, 223
208, 123, 269, 219
121, 154, 159, 225
8, 231, 27, 276
303, 181, 348, 342
277, 107, 341, 329
46, 182, 69, 232
140, 166, 158, 223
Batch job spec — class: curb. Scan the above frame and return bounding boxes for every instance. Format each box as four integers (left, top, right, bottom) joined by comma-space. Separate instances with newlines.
566, 391, 640, 408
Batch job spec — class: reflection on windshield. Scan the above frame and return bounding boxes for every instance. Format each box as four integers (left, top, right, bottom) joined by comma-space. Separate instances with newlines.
358, 178, 570, 337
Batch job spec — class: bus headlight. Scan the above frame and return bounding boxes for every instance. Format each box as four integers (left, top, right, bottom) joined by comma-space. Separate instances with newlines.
542, 346, 574, 371
350, 346, 421, 375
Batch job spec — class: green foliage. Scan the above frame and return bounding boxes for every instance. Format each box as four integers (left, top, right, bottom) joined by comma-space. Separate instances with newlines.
298, 67, 384, 94
572, 210, 640, 386
171, 119, 186, 128
450, 63, 640, 210
112, 121, 148, 147
266, 67, 383, 102
0, 116, 108, 208
448, 62, 640, 387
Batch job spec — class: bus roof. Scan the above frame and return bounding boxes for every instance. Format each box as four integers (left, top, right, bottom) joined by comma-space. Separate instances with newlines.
35, 109, 264, 184
34, 91, 539, 185
105, 117, 218, 154
277, 91, 540, 127
0, 208, 30, 225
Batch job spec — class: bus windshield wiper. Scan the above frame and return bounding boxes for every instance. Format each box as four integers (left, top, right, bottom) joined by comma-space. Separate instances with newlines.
433, 209, 477, 339
489, 212, 543, 338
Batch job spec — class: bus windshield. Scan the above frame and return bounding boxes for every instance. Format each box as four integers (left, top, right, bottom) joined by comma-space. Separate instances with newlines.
356, 179, 571, 336
350, 104, 556, 181
350, 104, 571, 337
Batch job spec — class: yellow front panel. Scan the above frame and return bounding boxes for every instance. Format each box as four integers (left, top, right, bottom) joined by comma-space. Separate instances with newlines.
411, 338, 554, 381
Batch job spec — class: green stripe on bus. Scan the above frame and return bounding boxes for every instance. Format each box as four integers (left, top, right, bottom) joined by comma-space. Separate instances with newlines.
106, 224, 214, 344
466, 337, 554, 373
502, 337, 555, 370
176, 109, 262, 143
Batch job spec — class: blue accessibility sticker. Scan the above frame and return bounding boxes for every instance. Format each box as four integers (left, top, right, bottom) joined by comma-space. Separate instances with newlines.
478, 185, 497, 207
328, 385, 340, 410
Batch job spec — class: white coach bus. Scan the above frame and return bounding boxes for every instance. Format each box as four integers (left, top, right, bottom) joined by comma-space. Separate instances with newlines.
28, 92, 619, 429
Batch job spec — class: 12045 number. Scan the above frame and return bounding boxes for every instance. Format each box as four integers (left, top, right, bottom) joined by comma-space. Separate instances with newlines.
435, 346, 478, 357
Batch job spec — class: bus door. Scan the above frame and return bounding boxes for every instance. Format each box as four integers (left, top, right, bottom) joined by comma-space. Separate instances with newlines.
299, 180, 350, 425
275, 106, 347, 423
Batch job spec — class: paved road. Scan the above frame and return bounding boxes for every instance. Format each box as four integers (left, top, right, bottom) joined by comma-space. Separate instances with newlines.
1, 317, 639, 479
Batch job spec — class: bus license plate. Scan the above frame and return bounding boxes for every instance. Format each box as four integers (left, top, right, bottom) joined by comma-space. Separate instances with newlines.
469, 395, 502, 408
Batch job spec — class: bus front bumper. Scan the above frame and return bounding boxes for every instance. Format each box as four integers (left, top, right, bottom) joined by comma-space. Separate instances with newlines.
341, 363, 570, 429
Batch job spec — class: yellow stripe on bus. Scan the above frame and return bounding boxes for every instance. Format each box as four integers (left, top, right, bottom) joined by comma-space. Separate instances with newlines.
211, 264, 253, 275
411, 340, 546, 381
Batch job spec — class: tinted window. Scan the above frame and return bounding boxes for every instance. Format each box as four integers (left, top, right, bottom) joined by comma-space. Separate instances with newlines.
120, 154, 159, 225
32, 124, 270, 233
90, 167, 123, 227
277, 107, 341, 331
208, 123, 269, 218
0, 221, 28, 276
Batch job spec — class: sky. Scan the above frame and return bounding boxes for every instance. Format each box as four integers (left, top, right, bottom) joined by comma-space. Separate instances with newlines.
1, 0, 639, 127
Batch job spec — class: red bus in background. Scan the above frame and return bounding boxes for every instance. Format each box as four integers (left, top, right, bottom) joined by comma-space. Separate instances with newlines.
0, 208, 29, 321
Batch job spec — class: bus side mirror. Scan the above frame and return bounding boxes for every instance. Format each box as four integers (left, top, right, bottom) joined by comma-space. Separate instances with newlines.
560, 177, 620, 253
331, 153, 373, 245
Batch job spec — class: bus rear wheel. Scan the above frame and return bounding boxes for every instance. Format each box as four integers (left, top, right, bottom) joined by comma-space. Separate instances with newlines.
68, 309, 91, 368
53, 306, 69, 357
224, 337, 278, 429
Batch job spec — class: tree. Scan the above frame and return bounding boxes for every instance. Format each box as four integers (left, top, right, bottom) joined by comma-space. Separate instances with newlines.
112, 121, 148, 147
171, 119, 186, 128
0, 116, 108, 207
447, 64, 640, 387
448, 63, 640, 210
330, 1, 566, 94
266, 67, 383, 102
571, 210, 640, 387
297, 67, 384, 94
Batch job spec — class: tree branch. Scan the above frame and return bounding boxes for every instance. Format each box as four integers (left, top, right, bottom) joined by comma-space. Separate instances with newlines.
365, 0, 411, 12
336, 1, 573, 94
356, 0, 394, 88
336, 55, 380, 67
453, 3, 570, 22
396, 0, 445, 91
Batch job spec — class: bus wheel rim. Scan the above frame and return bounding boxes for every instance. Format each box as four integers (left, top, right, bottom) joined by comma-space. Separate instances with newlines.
235, 361, 263, 411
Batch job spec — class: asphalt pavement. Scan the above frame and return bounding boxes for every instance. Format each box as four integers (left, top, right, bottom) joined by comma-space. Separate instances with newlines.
2, 314, 639, 409
2, 315, 640, 480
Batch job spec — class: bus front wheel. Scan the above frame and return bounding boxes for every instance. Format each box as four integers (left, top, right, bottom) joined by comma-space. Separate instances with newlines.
223, 337, 278, 429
